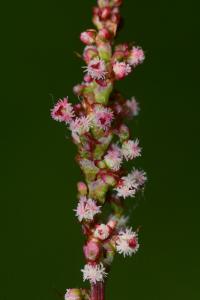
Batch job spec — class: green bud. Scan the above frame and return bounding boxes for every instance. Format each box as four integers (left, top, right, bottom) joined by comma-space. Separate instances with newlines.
79, 159, 99, 182
88, 179, 109, 204
98, 43, 112, 62
93, 134, 113, 159
94, 82, 113, 105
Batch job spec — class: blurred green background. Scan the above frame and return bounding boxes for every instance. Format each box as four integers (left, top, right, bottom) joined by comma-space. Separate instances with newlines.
1, 0, 200, 299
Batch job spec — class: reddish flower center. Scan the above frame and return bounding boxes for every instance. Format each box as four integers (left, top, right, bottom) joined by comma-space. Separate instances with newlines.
55, 105, 64, 116
128, 238, 137, 249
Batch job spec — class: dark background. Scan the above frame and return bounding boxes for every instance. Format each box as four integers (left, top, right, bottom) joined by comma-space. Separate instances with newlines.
1, 0, 200, 299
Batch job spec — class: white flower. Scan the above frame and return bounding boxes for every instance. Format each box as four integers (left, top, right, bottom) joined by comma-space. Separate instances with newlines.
125, 97, 140, 117
74, 196, 101, 222
81, 263, 107, 284
116, 228, 139, 257
104, 144, 123, 171
114, 171, 140, 199
114, 185, 136, 199
91, 105, 114, 130
131, 169, 147, 187
94, 224, 110, 240
83, 57, 107, 80
122, 139, 141, 161
70, 116, 92, 143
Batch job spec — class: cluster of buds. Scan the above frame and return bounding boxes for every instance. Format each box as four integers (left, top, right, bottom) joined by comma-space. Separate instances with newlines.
51, 1, 146, 299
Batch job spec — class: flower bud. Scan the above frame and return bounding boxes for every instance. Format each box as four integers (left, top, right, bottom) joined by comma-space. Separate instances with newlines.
83, 239, 100, 261
80, 29, 97, 45
101, 173, 117, 187
83, 74, 93, 83
94, 81, 113, 105
98, 42, 112, 61
88, 179, 109, 204
77, 182, 87, 196
118, 124, 130, 142
80, 159, 99, 182
98, 28, 112, 41
65, 289, 82, 300
83, 46, 99, 64
100, 7, 112, 20
94, 224, 110, 240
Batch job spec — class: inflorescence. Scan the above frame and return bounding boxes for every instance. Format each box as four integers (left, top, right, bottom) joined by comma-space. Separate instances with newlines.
51, 1, 146, 299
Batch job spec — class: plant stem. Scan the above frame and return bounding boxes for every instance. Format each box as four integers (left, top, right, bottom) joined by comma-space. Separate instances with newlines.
91, 282, 105, 300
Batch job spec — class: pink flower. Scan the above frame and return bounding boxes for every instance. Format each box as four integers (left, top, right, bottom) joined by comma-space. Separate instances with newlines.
122, 139, 142, 160
114, 185, 136, 199
51, 98, 74, 123
125, 96, 140, 117
92, 105, 114, 130
83, 240, 100, 261
94, 224, 110, 240
127, 46, 145, 67
80, 29, 97, 45
81, 263, 107, 284
114, 171, 139, 199
113, 61, 132, 79
131, 169, 147, 187
70, 116, 92, 143
74, 196, 101, 222
83, 57, 107, 80
104, 144, 123, 171
116, 228, 139, 257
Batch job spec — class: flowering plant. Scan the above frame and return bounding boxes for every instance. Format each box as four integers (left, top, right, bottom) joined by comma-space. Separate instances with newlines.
51, 1, 146, 299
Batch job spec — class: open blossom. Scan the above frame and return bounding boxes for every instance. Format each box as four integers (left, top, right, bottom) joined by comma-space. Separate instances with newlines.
116, 228, 139, 257
125, 96, 140, 117
115, 185, 136, 198
94, 224, 110, 240
104, 144, 123, 171
131, 169, 147, 187
65, 289, 81, 300
114, 171, 139, 199
84, 57, 107, 80
92, 105, 114, 130
51, 98, 74, 123
81, 263, 107, 284
70, 116, 92, 142
127, 46, 145, 66
113, 61, 131, 79
122, 139, 141, 161
74, 196, 101, 222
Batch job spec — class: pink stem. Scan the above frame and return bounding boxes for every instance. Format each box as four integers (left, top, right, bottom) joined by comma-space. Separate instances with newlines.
91, 283, 105, 300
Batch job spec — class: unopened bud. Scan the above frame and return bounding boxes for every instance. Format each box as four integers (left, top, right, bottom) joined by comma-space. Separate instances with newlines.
65, 289, 82, 300
100, 7, 111, 20
83, 239, 100, 261
98, 28, 112, 41
80, 29, 97, 45
77, 182, 87, 196
83, 46, 99, 64
98, 42, 112, 61
118, 124, 130, 142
